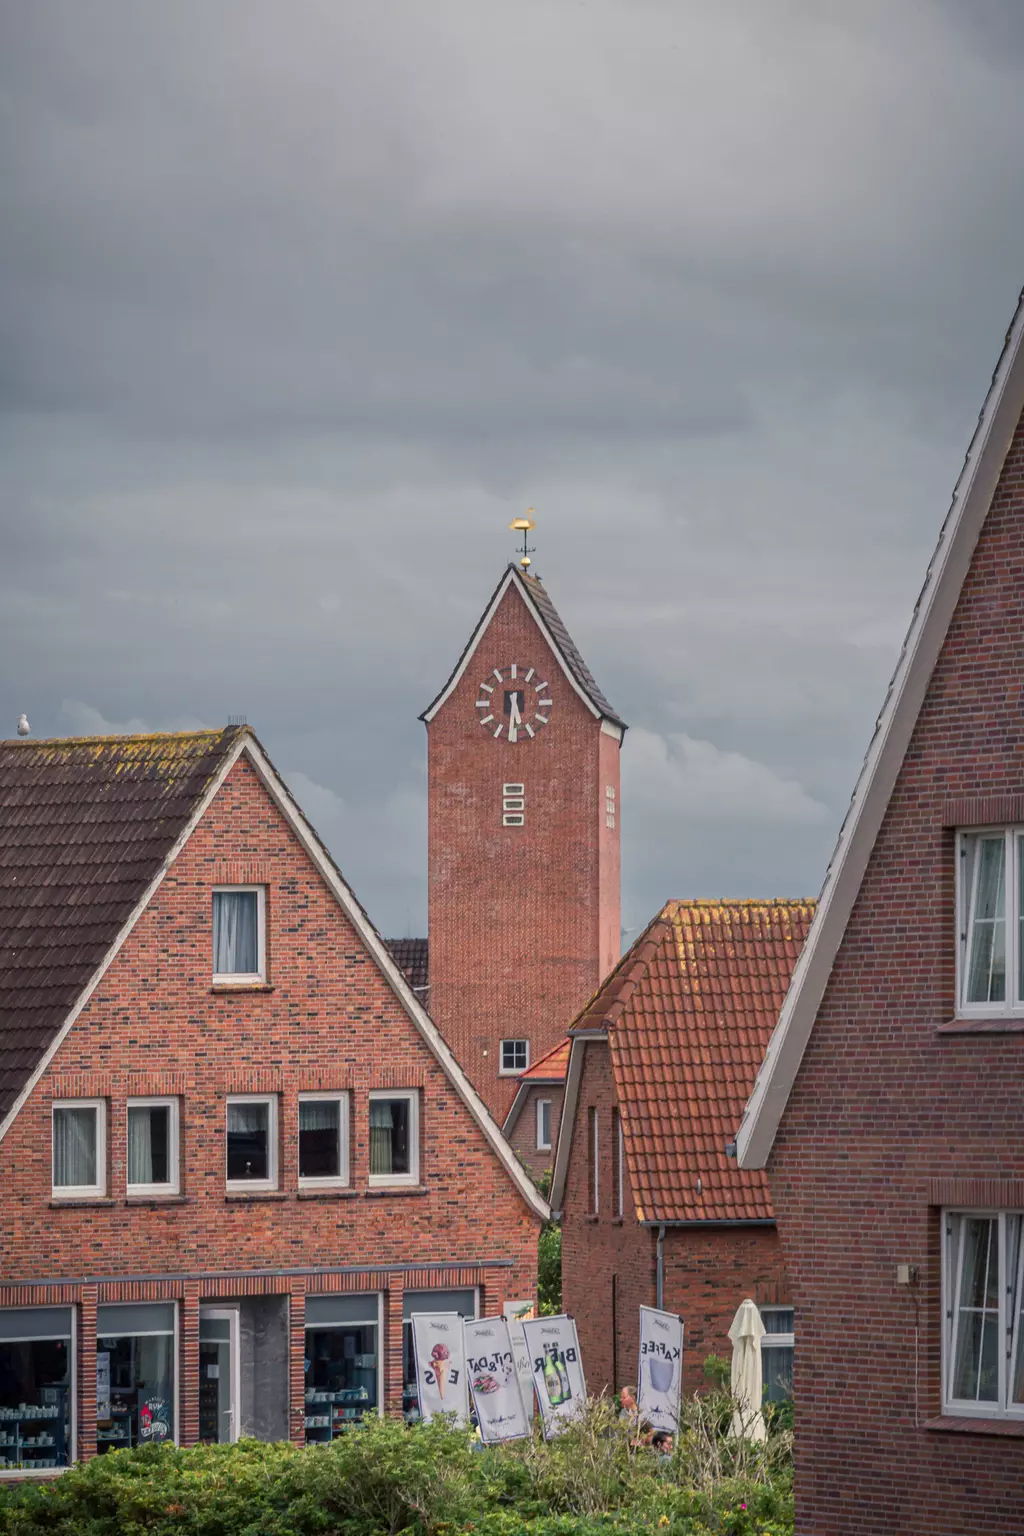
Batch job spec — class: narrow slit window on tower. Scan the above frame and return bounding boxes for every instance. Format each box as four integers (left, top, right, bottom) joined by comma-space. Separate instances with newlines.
605, 785, 616, 831
503, 782, 525, 827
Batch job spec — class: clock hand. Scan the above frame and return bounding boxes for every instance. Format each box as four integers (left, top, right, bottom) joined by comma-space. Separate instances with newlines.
508, 696, 522, 741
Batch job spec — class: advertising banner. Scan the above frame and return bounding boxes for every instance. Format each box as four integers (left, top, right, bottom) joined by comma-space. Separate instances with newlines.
502, 1300, 537, 1417
636, 1306, 684, 1434
463, 1317, 531, 1443
410, 1312, 470, 1425
521, 1314, 586, 1438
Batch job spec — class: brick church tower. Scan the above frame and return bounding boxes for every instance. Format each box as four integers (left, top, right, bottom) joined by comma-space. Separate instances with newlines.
420, 560, 626, 1119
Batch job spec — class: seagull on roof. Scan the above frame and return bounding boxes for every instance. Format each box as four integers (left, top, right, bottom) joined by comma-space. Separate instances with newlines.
16, 714, 30, 737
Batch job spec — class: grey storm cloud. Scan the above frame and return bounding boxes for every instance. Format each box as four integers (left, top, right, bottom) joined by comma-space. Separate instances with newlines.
2, 0, 1024, 937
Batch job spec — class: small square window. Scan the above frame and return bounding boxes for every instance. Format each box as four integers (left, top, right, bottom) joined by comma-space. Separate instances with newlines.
500, 1039, 529, 1074
299, 1093, 349, 1185
226, 1095, 277, 1189
52, 1099, 106, 1198
127, 1098, 179, 1195
536, 1098, 552, 1151
368, 1092, 419, 1186
212, 887, 266, 982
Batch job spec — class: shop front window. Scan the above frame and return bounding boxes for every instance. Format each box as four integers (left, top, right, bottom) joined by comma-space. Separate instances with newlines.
304, 1295, 379, 1442
402, 1289, 476, 1422
96, 1303, 176, 1452
0, 1308, 73, 1473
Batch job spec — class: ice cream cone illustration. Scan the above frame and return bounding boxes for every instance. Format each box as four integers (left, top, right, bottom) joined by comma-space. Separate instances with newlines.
431, 1343, 451, 1398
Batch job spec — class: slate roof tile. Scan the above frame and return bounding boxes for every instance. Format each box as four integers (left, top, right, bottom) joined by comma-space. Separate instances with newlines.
384, 938, 429, 998
0, 728, 245, 1120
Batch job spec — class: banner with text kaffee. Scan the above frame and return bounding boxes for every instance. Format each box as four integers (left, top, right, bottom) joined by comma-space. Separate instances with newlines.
464, 1316, 531, 1443
410, 1312, 470, 1425
521, 1314, 587, 1439
636, 1305, 684, 1433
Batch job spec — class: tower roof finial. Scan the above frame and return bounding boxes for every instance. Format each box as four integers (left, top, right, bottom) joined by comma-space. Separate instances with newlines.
509, 509, 536, 572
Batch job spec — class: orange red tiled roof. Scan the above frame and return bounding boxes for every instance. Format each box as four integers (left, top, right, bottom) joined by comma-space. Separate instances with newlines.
520, 1037, 571, 1081
579, 899, 815, 1224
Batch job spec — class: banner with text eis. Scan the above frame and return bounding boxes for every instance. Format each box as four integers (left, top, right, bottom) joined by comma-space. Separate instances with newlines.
521, 1314, 587, 1439
636, 1305, 684, 1434
410, 1312, 470, 1426
464, 1317, 531, 1443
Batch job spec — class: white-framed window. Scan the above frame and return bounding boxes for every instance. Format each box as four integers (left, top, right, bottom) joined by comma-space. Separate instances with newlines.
612, 1107, 624, 1218
588, 1106, 599, 1215
605, 784, 616, 830
536, 1098, 552, 1151
212, 886, 266, 983
52, 1099, 106, 1199
759, 1307, 794, 1403
943, 1209, 1024, 1419
500, 1039, 529, 1075
225, 1095, 277, 1190
368, 1091, 419, 1186
96, 1302, 177, 1451
126, 1098, 179, 1196
956, 829, 1024, 1015
298, 1092, 350, 1186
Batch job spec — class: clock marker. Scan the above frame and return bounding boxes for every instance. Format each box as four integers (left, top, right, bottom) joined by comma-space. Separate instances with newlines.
493, 668, 503, 681
525, 668, 535, 682
524, 723, 534, 738
510, 663, 517, 678
481, 713, 494, 725
493, 723, 503, 737
535, 681, 549, 693
481, 682, 493, 693
476, 700, 489, 709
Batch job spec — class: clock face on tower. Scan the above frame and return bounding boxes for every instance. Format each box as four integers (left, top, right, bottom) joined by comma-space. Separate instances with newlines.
475, 664, 553, 742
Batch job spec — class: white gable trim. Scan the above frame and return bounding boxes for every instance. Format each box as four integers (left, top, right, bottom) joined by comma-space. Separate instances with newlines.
238, 739, 549, 1220
0, 732, 251, 1147
548, 1030, 607, 1214
737, 290, 1024, 1170
421, 567, 603, 723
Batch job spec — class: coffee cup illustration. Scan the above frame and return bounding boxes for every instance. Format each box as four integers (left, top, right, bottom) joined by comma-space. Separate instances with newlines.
648, 1357, 674, 1394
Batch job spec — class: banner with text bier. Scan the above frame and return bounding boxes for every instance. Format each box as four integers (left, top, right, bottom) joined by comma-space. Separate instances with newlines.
521, 1314, 587, 1439
636, 1305, 684, 1433
410, 1312, 470, 1426
464, 1316, 531, 1443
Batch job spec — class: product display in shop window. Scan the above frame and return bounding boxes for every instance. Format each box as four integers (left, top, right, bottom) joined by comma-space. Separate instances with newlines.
95, 1304, 176, 1453
0, 1340, 71, 1472
303, 1324, 377, 1441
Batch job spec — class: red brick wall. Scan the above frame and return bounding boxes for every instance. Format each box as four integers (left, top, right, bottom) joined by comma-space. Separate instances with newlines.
562, 1042, 787, 1398
506, 1083, 564, 1181
768, 403, 1024, 1534
0, 754, 538, 1453
427, 581, 620, 1120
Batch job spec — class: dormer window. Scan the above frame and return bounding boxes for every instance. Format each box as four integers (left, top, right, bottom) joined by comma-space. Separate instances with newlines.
212, 887, 266, 983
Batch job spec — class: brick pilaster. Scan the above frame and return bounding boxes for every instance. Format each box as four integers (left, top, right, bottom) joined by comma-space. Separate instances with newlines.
77, 1286, 98, 1464
384, 1277, 405, 1417
288, 1285, 306, 1446
178, 1283, 200, 1445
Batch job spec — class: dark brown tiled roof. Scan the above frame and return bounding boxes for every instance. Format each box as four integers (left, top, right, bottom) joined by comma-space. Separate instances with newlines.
385, 937, 429, 997
518, 571, 624, 728
0, 728, 245, 1121
573, 899, 815, 1224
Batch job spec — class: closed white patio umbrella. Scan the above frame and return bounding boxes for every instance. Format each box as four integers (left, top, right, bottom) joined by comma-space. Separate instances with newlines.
728, 1298, 767, 1442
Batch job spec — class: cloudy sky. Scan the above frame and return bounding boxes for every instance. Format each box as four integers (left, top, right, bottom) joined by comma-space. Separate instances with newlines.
2, 1, 1023, 941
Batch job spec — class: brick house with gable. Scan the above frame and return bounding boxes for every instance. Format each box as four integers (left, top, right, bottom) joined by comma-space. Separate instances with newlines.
503, 1038, 570, 1180
551, 898, 813, 1397
0, 726, 545, 1478
737, 288, 1024, 1532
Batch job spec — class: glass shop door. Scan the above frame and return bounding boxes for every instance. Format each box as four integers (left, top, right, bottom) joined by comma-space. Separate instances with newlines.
198, 1309, 239, 1443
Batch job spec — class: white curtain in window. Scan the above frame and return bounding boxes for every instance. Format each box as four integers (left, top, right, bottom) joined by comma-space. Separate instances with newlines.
228, 1101, 267, 1135
952, 1215, 1000, 1402
53, 1106, 97, 1187
369, 1100, 394, 1175
300, 1100, 338, 1131
213, 891, 258, 975
966, 838, 1007, 1003
1009, 1215, 1024, 1404
128, 1106, 154, 1185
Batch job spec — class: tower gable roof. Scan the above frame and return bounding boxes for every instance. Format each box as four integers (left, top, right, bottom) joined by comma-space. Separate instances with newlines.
420, 564, 625, 731
737, 286, 1024, 1169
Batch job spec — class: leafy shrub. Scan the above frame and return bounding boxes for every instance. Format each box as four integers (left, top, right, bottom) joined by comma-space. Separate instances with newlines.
0, 1398, 793, 1536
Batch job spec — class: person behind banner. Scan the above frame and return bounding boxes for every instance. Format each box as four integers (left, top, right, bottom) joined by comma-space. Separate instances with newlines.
618, 1385, 639, 1425
650, 1428, 674, 1464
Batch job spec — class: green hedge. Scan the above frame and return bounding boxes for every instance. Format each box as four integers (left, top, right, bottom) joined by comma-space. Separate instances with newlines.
0, 1407, 793, 1536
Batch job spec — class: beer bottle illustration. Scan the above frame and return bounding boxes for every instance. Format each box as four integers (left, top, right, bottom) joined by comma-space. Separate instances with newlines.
542, 1349, 567, 1407
555, 1350, 572, 1401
